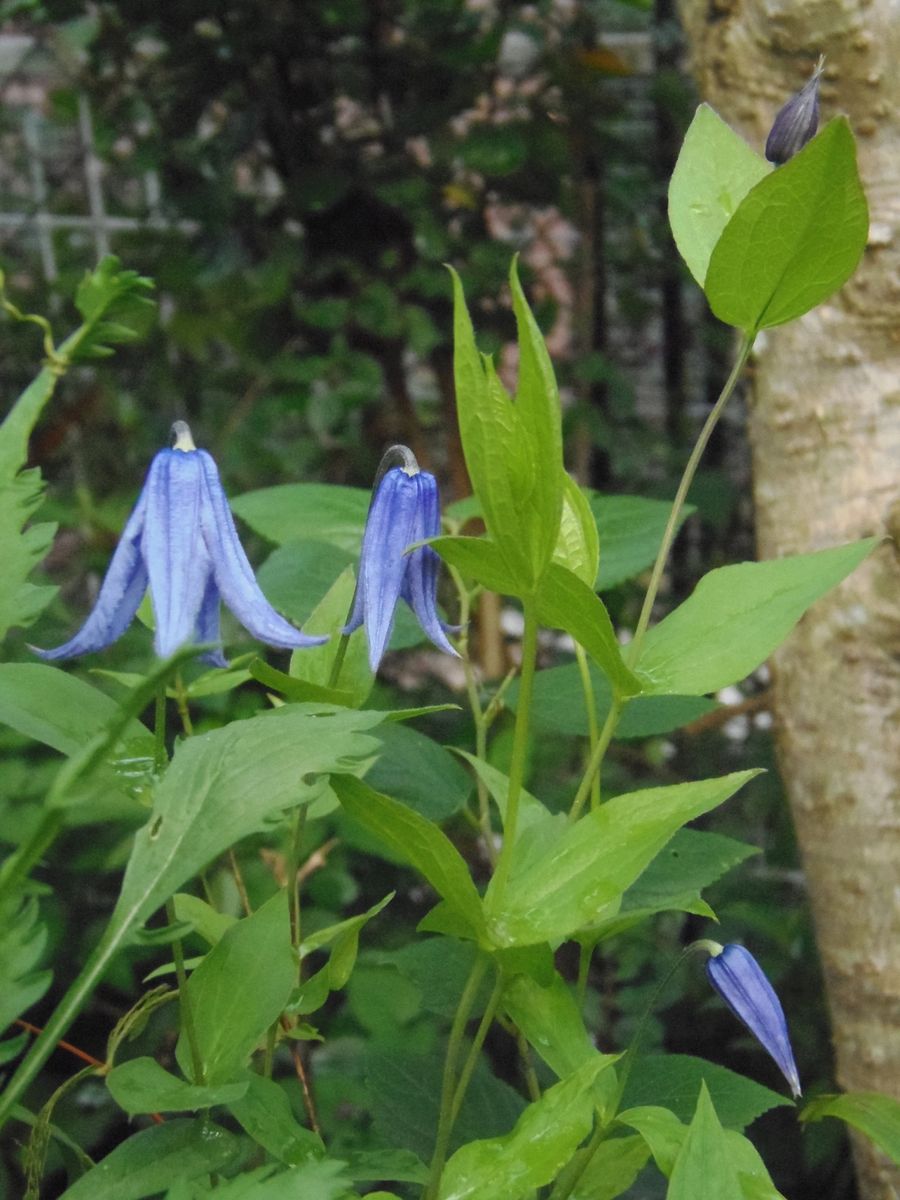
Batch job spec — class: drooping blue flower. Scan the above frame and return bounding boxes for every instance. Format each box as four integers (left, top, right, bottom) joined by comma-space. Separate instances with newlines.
706, 942, 801, 1098
33, 422, 326, 666
765, 57, 824, 166
344, 445, 459, 672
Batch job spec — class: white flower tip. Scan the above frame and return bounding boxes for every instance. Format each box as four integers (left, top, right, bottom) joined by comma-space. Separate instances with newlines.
171, 420, 197, 452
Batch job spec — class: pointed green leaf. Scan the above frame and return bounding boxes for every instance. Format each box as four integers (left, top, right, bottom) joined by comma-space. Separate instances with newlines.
58, 1119, 240, 1199
438, 1059, 605, 1200
571, 1136, 650, 1200
638, 538, 877, 695
106, 1057, 248, 1114
668, 104, 771, 287
176, 891, 295, 1084
705, 118, 868, 331
431, 535, 526, 596
287, 564, 373, 706
667, 1083, 743, 1200
230, 483, 369, 551
801, 1092, 900, 1166
554, 475, 600, 587
488, 772, 757, 946
620, 1054, 791, 1129
536, 563, 640, 696
590, 493, 695, 591
228, 1072, 324, 1165
333, 775, 487, 942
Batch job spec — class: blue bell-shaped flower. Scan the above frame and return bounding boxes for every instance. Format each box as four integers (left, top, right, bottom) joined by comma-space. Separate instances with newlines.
706, 942, 801, 1098
344, 445, 459, 672
33, 421, 326, 666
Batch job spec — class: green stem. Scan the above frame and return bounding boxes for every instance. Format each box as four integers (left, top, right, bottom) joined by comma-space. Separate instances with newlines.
153, 686, 167, 773
568, 697, 621, 824
451, 566, 495, 865
449, 972, 503, 1127
287, 806, 307, 964
576, 939, 594, 1011
488, 597, 539, 910
517, 1028, 542, 1103
548, 1112, 610, 1200
0, 813, 63, 905
173, 672, 194, 737
424, 956, 489, 1200
327, 633, 351, 689
166, 896, 205, 1085
573, 643, 601, 810
627, 333, 755, 668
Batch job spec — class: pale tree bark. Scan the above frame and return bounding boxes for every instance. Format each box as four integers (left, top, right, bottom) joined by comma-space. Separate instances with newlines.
677, 4, 900, 1197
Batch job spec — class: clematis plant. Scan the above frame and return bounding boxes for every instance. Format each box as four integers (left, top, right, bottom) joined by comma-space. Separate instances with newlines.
705, 941, 802, 1098
34, 421, 325, 666
344, 443, 458, 672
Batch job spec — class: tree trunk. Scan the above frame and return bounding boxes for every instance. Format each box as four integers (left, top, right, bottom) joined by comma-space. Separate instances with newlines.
677, 4, 900, 1197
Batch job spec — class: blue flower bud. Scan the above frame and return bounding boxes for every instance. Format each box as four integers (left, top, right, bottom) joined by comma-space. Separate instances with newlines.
344, 445, 459, 672
33, 421, 326, 665
765, 58, 824, 166
706, 942, 801, 1098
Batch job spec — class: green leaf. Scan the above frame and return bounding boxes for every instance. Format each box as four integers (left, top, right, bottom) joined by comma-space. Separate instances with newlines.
333, 775, 487, 942
501, 971, 618, 1117
0, 367, 60, 641
590, 493, 695, 591
667, 1083, 742, 1200
57, 1118, 240, 1199
437, 1058, 605, 1200
570, 1135, 651, 1200
287, 564, 373, 706
290, 893, 394, 1013
257, 539, 355, 624
449, 264, 564, 591
228, 1072, 324, 1165
668, 104, 771, 287
488, 772, 757, 946
801, 1092, 900, 1166
620, 1055, 791, 1130
176, 891, 296, 1084
106, 1057, 248, 1114
617, 1105, 687, 1177
0, 893, 51, 1036
189, 1160, 353, 1199
69, 256, 155, 360
431, 535, 525, 596
506, 660, 716, 739
367, 1046, 525, 1161
0, 663, 146, 756
366, 723, 472, 821
172, 894, 236, 947
591, 828, 760, 935
638, 539, 877, 695
554, 475, 600, 587
705, 118, 868, 331
535, 563, 641, 697
230, 483, 369, 551
343, 1148, 428, 1184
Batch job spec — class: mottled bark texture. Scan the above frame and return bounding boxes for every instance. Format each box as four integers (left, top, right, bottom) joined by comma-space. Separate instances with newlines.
677, 4, 900, 1197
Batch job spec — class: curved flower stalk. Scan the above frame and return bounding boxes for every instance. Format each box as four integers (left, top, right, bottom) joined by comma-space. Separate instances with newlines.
33, 421, 326, 666
705, 941, 802, 1098
344, 444, 459, 672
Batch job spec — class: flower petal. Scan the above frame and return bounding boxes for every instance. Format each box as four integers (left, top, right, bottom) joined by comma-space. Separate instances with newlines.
142, 449, 211, 659
32, 481, 150, 660
403, 473, 458, 658
196, 450, 326, 650
355, 467, 419, 671
195, 572, 229, 668
706, 943, 801, 1098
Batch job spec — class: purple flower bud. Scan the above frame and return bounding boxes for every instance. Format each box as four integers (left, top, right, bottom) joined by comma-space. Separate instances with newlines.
344, 445, 459, 672
706, 943, 801, 1098
33, 421, 326, 665
765, 58, 824, 166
